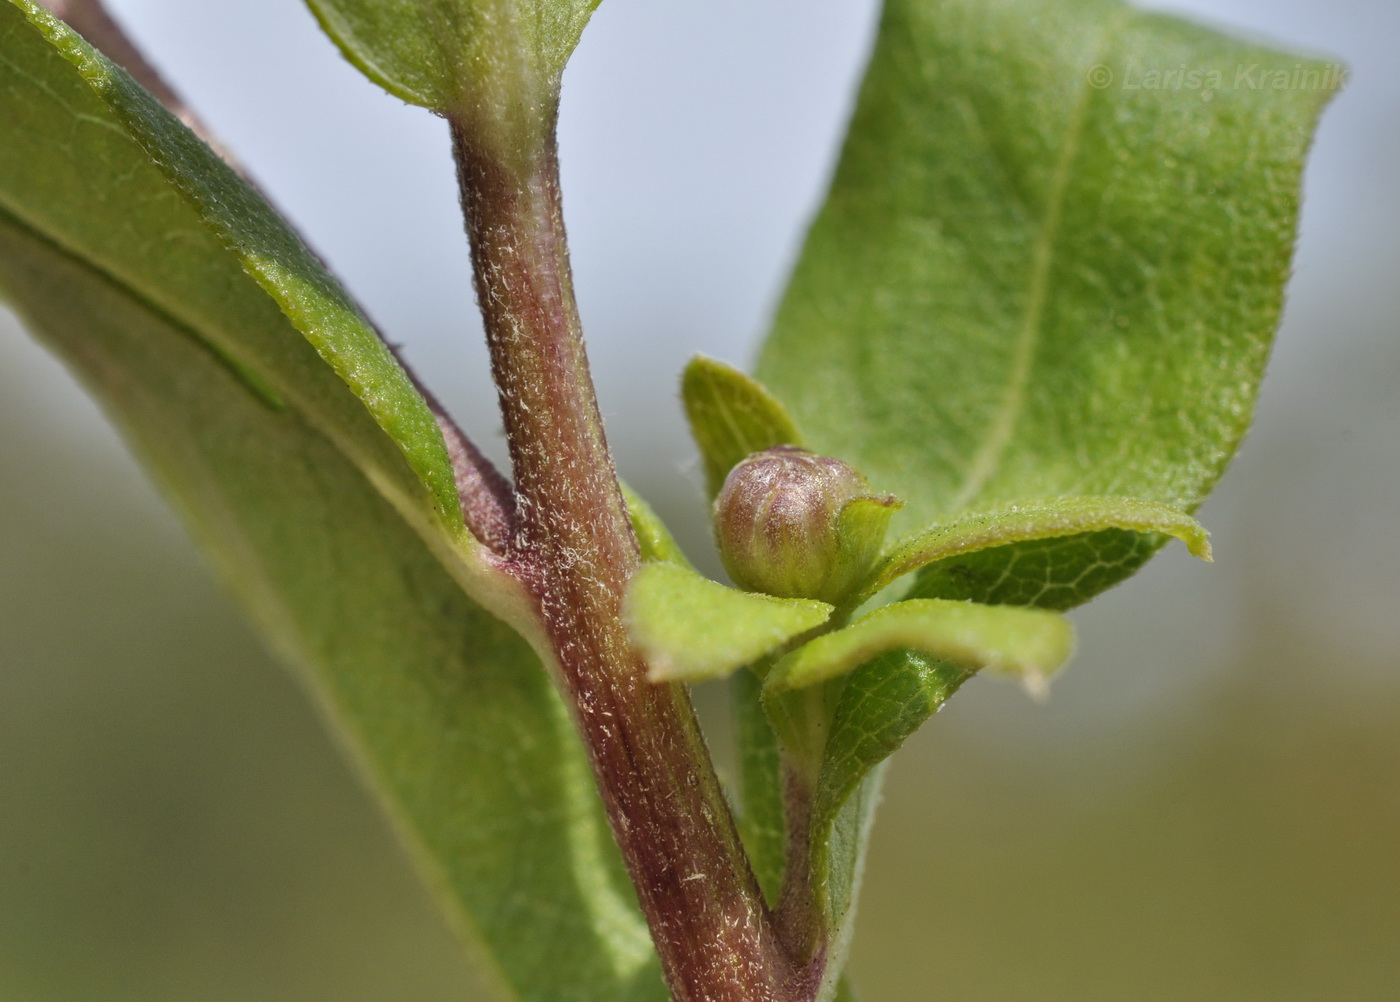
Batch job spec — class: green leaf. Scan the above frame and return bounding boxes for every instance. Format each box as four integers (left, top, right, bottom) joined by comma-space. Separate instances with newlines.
0, 210, 664, 1001
808, 651, 973, 999
0, 8, 668, 997
860, 495, 1210, 605
766, 599, 1074, 694
730, 667, 787, 908
815, 651, 971, 838
757, 0, 1335, 604
621, 482, 692, 568
624, 563, 831, 683
681, 355, 805, 500
0, 3, 483, 569
304, 0, 601, 117
904, 527, 1179, 611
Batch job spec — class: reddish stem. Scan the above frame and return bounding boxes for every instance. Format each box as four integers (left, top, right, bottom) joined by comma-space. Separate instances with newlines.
451, 119, 813, 1000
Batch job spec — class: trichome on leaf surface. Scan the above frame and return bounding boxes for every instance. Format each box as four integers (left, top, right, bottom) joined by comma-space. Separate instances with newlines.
0, 0, 1336, 998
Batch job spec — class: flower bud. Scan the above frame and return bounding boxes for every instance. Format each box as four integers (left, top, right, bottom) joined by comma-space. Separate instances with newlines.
713, 446, 900, 604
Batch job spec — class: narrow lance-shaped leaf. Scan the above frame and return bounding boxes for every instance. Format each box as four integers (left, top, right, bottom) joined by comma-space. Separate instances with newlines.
1, 3, 523, 606
758, 0, 1337, 611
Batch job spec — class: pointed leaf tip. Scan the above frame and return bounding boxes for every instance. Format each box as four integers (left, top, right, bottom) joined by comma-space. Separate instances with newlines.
682, 355, 805, 500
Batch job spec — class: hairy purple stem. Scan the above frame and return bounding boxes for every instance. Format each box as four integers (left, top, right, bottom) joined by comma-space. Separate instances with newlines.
451, 119, 814, 1000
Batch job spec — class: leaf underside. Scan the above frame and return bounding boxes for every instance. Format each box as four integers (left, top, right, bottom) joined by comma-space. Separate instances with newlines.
869, 495, 1210, 607
304, 0, 601, 112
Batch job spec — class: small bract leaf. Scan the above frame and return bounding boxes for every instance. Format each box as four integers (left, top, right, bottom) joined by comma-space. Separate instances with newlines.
860, 495, 1210, 604
766, 599, 1074, 694
682, 355, 805, 500
624, 563, 832, 683
621, 482, 692, 568
835, 495, 904, 603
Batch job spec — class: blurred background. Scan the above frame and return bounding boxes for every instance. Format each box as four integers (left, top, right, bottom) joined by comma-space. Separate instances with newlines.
2, 0, 1396, 998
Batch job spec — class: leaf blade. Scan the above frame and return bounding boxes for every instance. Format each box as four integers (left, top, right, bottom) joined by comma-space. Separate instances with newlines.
757, 0, 1335, 603
681, 355, 805, 500
18, 3, 465, 529
304, 0, 602, 113
863, 494, 1210, 603
766, 598, 1074, 694
624, 563, 832, 683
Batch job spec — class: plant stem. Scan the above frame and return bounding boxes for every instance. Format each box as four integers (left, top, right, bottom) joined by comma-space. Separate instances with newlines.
451, 119, 811, 1001
774, 764, 824, 965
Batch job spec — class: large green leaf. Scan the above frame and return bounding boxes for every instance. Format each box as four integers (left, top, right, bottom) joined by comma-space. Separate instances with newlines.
0, 6, 666, 998
0, 3, 509, 591
758, 0, 1335, 607
751, 5, 1333, 996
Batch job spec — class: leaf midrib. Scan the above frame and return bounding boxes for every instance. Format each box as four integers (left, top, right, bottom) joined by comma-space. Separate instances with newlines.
0, 199, 283, 406
948, 12, 1127, 512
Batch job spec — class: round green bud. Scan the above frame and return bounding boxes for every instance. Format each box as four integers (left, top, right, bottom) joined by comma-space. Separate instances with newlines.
713, 446, 900, 604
